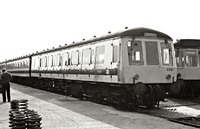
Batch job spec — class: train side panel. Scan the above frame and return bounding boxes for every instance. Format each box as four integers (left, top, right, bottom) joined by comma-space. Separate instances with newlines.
30, 38, 121, 84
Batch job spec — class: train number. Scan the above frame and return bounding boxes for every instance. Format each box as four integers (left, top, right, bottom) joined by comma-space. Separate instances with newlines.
166, 68, 173, 71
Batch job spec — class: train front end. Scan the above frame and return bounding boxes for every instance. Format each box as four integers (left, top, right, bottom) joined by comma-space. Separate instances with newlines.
119, 28, 177, 108
174, 39, 200, 97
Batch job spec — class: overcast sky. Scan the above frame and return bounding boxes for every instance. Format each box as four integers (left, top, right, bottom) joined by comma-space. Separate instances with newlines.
0, 0, 199, 62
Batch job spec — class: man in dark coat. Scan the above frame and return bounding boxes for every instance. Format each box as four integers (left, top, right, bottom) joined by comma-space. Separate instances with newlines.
1, 68, 12, 102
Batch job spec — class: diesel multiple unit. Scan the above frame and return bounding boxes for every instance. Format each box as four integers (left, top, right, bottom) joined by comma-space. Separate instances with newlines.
0, 27, 178, 109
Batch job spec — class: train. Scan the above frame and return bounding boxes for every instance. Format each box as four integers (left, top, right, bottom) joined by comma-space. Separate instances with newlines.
0, 27, 178, 109
174, 39, 200, 98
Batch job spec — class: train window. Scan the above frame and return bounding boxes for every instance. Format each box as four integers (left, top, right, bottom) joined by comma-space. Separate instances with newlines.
42, 56, 47, 67
48, 55, 53, 67
62, 52, 68, 66
33, 58, 36, 68
52, 54, 62, 66
25, 60, 28, 68
96, 46, 105, 64
82, 49, 91, 64
91, 49, 95, 64
68, 53, 71, 65
41, 58, 43, 67
57, 54, 62, 66
39, 58, 42, 67
53, 55, 56, 66
71, 51, 79, 65
128, 40, 143, 65
53, 54, 59, 66
22, 61, 25, 68
79, 51, 82, 64
44, 57, 46, 67
161, 42, 173, 66
113, 45, 118, 63
145, 41, 159, 65
185, 50, 197, 67
176, 49, 184, 67
199, 50, 200, 67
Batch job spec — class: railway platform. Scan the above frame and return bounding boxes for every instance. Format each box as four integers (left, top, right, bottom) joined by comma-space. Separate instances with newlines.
0, 84, 119, 129
0, 83, 198, 129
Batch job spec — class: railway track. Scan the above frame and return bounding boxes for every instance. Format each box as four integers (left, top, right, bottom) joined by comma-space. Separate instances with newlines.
137, 98, 200, 128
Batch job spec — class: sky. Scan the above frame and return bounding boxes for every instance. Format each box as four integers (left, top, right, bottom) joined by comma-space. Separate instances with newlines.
0, 0, 200, 62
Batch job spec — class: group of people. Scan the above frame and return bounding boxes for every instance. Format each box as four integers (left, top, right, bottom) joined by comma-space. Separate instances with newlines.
0, 68, 12, 102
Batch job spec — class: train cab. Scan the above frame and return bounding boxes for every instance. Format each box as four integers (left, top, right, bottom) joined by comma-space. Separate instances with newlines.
174, 39, 200, 97
119, 28, 177, 100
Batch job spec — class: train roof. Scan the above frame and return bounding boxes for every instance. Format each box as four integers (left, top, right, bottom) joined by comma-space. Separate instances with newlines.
33, 27, 172, 56
174, 39, 200, 48
4, 27, 172, 62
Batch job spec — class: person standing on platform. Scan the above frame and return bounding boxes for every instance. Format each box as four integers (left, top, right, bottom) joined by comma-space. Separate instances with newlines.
1, 68, 12, 102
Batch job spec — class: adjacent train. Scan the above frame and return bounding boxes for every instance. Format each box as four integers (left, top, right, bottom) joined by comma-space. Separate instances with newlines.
174, 39, 200, 97
0, 27, 177, 109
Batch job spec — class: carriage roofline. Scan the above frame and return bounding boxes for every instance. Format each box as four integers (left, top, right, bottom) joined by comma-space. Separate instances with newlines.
174, 39, 200, 48
33, 27, 172, 55
4, 27, 172, 62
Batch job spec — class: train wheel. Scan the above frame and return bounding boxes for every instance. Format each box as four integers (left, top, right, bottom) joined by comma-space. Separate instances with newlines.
125, 92, 139, 111
144, 85, 155, 109
134, 82, 146, 96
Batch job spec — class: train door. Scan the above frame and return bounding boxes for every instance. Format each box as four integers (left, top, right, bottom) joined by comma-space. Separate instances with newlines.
110, 39, 119, 82
61, 52, 69, 70
94, 40, 113, 82
81, 47, 92, 81
71, 50, 80, 80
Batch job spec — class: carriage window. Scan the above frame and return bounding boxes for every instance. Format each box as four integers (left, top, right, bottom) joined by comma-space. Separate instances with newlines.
161, 42, 173, 66
23, 61, 25, 68
145, 41, 159, 65
57, 54, 62, 66
78, 51, 82, 64
91, 49, 95, 64
33, 58, 35, 67
82, 49, 91, 64
113, 45, 118, 63
41, 57, 44, 67
185, 50, 197, 67
49, 55, 53, 67
34, 57, 40, 68
39, 58, 42, 67
53, 55, 57, 66
26, 60, 29, 68
62, 52, 68, 66
71, 51, 79, 65
52, 54, 61, 66
176, 49, 184, 67
68, 53, 71, 65
128, 40, 143, 65
199, 50, 200, 67
44, 56, 47, 67
96, 46, 105, 64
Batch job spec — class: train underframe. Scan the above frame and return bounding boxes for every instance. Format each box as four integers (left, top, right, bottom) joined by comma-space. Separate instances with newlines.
167, 79, 200, 98
11, 76, 165, 110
